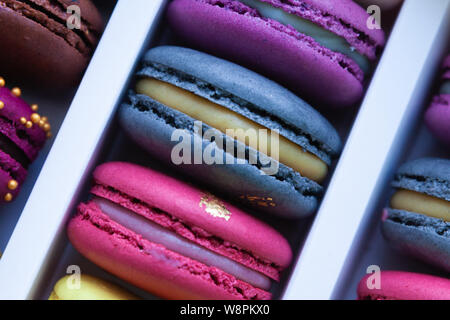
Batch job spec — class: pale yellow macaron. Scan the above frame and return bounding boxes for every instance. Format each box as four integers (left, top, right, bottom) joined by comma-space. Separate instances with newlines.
49, 274, 139, 300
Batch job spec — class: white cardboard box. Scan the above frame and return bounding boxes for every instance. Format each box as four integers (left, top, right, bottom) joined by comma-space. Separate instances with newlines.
0, 0, 448, 300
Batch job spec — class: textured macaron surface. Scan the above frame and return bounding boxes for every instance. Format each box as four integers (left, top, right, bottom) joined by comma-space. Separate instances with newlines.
120, 93, 322, 219
0, 85, 47, 202
357, 271, 450, 300
0, 87, 46, 162
168, 0, 385, 107
392, 158, 450, 202
69, 162, 292, 299
91, 162, 292, 273
383, 158, 450, 272
139, 46, 342, 165
0, 0, 103, 86
382, 209, 450, 272
246, 0, 384, 60
121, 46, 342, 218
69, 203, 271, 300
0, 0, 102, 55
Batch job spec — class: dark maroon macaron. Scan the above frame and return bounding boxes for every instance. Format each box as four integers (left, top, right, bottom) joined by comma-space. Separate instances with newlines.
168, 0, 385, 108
0, 0, 103, 88
0, 77, 49, 202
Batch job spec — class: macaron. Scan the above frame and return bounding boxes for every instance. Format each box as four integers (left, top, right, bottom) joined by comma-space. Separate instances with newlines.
119, 46, 341, 219
357, 271, 450, 300
48, 274, 139, 300
0, 78, 49, 203
167, 0, 386, 108
0, 0, 103, 88
68, 162, 293, 300
425, 54, 450, 146
381, 158, 450, 272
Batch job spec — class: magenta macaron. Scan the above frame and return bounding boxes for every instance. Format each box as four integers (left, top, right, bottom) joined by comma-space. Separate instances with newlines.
168, 0, 385, 108
357, 271, 450, 300
0, 78, 49, 203
68, 162, 293, 300
425, 54, 450, 146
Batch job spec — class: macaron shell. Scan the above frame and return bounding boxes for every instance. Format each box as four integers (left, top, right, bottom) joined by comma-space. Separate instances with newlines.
141, 45, 342, 159
0, 87, 47, 156
0, 149, 27, 202
168, 0, 364, 107
53, 0, 104, 34
119, 97, 321, 219
0, 4, 88, 87
382, 209, 450, 272
393, 157, 450, 201
68, 204, 271, 300
92, 162, 292, 268
357, 271, 450, 300
267, 0, 385, 58
425, 94, 450, 145
0, 150, 27, 184
0, 166, 21, 202
49, 274, 139, 300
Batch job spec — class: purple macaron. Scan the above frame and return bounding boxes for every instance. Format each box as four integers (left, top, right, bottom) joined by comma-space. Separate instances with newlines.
425, 54, 450, 146
167, 0, 386, 108
0, 77, 50, 203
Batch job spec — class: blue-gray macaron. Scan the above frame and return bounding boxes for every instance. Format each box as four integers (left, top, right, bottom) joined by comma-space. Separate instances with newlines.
119, 46, 341, 219
382, 158, 450, 272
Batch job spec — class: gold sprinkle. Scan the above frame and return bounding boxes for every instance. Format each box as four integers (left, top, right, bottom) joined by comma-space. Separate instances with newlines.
0, 77, 5, 87
7, 180, 18, 191
4, 193, 13, 202
31, 104, 39, 112
25, 121, 33, 128
199, 193, 231, 221
41, 116, 48, 123
47, 132, 52, 139
11, 87, 21, 97
20, 117, 27, 125
0, 101, 4, 110
43, 123, 51, 132
240, 195, 277, 208
30, 113, 40, 123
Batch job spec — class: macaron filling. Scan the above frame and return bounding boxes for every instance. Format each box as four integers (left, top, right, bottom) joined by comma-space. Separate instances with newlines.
136, 78, 328, 183
439, 81, 450, 94
92, 196, 272, 290
390, 189, 450, 222
237, 0, 371, 74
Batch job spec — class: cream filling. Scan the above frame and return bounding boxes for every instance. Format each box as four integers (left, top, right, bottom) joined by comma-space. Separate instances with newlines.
439, 81, 450, 94
93, 197, 272, 290
49, 274, 138, 300
136, 78, 328, 182
391, 189, 450, 222
239, 0, 371, 74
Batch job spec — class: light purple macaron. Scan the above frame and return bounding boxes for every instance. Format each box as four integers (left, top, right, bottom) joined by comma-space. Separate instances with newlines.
168, 0, 386, 108
425, 54, 450, 146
